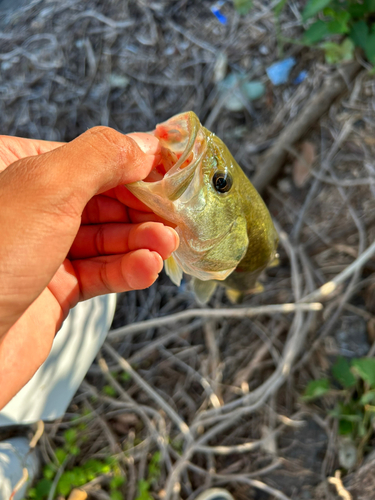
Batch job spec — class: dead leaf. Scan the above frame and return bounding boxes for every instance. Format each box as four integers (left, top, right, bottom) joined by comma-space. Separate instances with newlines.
67, 490, 87, 500
365, 282, 375, 314
367, 317, 375, 343
110, 413, 139, 435
293, 141, 316, 188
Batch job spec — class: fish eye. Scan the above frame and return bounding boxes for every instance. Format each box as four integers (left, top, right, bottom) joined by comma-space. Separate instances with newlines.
212, 171, 233, 193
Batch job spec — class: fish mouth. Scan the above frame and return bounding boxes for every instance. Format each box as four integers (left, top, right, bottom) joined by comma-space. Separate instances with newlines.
126, 112, 207, 220
147, 112, 203, 183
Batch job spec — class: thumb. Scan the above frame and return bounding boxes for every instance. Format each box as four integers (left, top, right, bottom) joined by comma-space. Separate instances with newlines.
1, 126, 161, 221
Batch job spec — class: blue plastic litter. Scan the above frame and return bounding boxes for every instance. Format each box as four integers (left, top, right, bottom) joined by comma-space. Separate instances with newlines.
211, 1, 228, 24
293, 70, 308, 85
211, 8, 227, 24
266, 57, 296, 86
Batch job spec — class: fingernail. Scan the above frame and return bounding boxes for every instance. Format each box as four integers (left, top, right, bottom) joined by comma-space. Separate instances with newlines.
128, 133, 161, 156
166, 227, 179, 252
143, 154, 157, 172
152, 251, 163, 272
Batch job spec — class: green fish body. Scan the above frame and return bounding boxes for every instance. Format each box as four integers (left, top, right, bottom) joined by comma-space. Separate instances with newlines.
127, 112, 278, 303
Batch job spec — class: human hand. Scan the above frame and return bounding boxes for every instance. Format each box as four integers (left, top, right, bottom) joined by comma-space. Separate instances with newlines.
0, 127, 179, 409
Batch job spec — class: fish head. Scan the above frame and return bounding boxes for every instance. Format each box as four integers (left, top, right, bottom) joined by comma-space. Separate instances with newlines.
127, 111, 278, 286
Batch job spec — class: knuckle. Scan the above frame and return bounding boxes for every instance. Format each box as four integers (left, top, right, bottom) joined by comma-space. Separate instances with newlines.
83, 126, 127, 149
85, 126, 118, 142
99, 261, 112, 293
81, 126, 142, 165
94, 225, 106, 255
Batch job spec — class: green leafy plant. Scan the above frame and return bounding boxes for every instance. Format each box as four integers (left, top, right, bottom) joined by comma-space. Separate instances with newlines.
301, 377, 331, 401
135, 479, 153, 500
103, 384, 117, 397
134, 451, 162, 500
28, 457, 124, 500
120, 371, 131, 383
301, 0, 375, 65
302, 356, 375, 460
236, 0, 375, 65
27, 438, 161, 500
147, 451, 162, 482
27, 426, 125, 500
233, 0, 253, 15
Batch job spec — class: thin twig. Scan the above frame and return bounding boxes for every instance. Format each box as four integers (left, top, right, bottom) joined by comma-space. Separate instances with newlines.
103, 342, 193, 441
300, 239, 375, 303
215, 476, 291, 500
9, 469, 29, 500
158, 346, 221, 409
310, 169, 375, 186
107, 303, 322, 341
163, 224, 315, 499
29, 420, 44, 449
328, 470, 352, 500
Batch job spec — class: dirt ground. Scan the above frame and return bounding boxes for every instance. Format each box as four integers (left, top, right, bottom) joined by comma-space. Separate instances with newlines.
1, 1, 375, 499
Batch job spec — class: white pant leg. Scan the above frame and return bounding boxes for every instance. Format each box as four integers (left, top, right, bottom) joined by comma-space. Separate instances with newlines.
0, 437, 40, 500
0, 295, 117, 500
0, 294, 116, 425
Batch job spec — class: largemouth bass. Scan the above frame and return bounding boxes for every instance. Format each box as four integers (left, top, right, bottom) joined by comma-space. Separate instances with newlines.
127, 111, 278, 303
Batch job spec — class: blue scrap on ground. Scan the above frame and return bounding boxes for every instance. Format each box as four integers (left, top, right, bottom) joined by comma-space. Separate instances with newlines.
211, 1, 228, 24
266, 57, 296, 85
293, 70, 308, 85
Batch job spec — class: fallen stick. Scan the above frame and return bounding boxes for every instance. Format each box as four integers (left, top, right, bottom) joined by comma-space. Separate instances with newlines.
252, 60, 362, 194
300, 238, 375, 303
107, 302, 323, 341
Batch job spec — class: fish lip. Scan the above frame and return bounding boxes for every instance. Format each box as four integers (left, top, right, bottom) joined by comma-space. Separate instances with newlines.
150, 112, 207, 202
154, 112, 203, 174
163, 118, 203, 179
126, 112, 208, 230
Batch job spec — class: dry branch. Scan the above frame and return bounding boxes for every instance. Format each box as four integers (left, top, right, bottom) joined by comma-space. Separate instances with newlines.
300, 239, 375, 304
252, 61, 362, 193
107, 303, 322, 341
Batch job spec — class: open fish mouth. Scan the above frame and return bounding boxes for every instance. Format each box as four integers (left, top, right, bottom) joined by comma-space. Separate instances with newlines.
148, 112, 204, 183
126, 112, 208, 219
